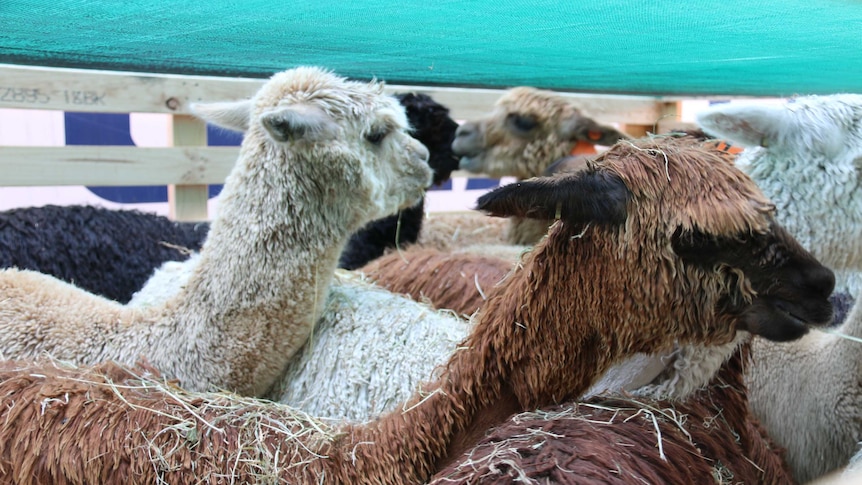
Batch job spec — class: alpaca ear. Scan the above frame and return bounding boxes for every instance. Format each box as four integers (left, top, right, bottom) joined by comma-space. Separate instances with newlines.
190, 100, 252, 133
696, 103, 788, 148
260, 104, 339, 142
558, 115, 629, 146
476, 171, 629, 225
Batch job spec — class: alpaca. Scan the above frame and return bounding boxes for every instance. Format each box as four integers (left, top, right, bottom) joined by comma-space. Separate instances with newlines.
0, 205, 208, 303
697, 94, 862, 295
0, 67, 432, 397
0, 137, 836, 484
435, 86, 629, 249
697, 95, 862, 482
451, 86, 628, 180
358, 247, 517, 318
0, 93, 453, 302
430, 341, 792, 484
745, 298, 862, 482
338, 92, 460, 269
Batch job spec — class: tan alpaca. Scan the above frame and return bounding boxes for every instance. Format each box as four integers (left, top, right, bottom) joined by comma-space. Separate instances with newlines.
451, 86, 628, 180
419, 86, 628, 250
0, 67, 432, 396
0, 138, 836, 484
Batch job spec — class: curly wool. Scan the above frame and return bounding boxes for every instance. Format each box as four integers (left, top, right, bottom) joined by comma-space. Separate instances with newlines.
0, 205, 207, 303
267, 272, 472, 421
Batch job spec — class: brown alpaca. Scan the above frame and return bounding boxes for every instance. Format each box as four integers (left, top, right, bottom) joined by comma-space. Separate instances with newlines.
430, 343, 793, 484
359, 247, 517, 317
0, 138, 834, 484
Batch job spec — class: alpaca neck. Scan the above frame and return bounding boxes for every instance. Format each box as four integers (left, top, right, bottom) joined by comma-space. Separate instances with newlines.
155, 143, 355, 394
327, 231, 636, 483
330, 311, 622, 484
182, 143, 352, 310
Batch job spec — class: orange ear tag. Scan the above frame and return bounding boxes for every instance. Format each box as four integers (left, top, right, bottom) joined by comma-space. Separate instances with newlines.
709, 140, 745, 155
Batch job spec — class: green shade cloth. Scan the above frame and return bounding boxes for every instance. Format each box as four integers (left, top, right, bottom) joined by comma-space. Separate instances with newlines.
2, 0, 861, 96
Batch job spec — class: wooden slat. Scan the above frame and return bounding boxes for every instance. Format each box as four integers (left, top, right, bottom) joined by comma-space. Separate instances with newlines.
0, 64, 261, 116
0, 146, 237, 186
0, 64, 665, 124
169, 114, 210, 221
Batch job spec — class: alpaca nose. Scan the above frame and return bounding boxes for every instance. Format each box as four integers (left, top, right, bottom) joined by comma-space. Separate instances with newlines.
455, 122, 476, 139
452, 122, 482, 157
807, 265, 835, 298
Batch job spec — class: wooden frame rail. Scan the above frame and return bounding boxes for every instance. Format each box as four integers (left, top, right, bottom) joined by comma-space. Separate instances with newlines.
0, 63, 691, 220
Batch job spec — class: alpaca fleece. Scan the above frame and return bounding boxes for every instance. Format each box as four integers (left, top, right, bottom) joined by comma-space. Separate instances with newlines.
359, 247, 516, 318
0, 205, 207, 303
267, 272, 472, 420
748, 302, 862, 482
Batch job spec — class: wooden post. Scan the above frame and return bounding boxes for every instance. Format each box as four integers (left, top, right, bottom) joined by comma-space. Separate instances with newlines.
620, 101, 697, 137
169, 115, 209, 221
620, 123, 652, 139
655, 101, 696, 134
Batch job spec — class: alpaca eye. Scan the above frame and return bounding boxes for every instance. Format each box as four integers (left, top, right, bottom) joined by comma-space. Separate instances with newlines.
365, 131, 388, 145
509, 114, 538, 132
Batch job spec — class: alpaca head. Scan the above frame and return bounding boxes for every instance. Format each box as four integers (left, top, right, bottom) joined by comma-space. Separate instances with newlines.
452, 87, 628, 179
394, 92, 460, 186
478, 137, 835, 353
192, 67, 433, 231
696, 95, 862, 173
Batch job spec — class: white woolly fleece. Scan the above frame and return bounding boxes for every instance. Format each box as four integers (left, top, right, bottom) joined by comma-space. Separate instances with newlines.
699, 95, 862, 482
267, 273, 470, 421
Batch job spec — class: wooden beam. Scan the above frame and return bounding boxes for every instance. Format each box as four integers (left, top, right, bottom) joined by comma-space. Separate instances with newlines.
0, 63, 665, 124
169, 114, 210, 221
0, 146, 236, 186
0, 63, 261, 115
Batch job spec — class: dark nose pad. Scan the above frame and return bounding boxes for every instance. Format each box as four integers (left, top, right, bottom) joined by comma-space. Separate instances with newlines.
809, 265, 836, 298
797, 264, 836, 299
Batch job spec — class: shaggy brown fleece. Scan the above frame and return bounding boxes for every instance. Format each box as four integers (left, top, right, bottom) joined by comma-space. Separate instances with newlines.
360, 248, 517, 317
429, 345, 794, 485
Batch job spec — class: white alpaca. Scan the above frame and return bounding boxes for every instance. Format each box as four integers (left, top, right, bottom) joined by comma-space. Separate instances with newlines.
746, 304, 862, 482
699, 94, 862, 482
697, 94, 862, 295
0, 67, 432, 397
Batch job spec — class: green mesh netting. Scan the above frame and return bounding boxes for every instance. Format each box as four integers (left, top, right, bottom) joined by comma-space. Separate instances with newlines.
2, 0, 861, 96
